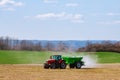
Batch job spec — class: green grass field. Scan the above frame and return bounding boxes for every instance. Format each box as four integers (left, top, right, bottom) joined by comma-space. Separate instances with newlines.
0, 50, 120, 64
0, 50, 53, 64
96, 52, 120, 63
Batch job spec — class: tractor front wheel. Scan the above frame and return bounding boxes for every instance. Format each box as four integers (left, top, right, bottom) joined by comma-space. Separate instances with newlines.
60, 61, 66, 69
44, 63, 49, 69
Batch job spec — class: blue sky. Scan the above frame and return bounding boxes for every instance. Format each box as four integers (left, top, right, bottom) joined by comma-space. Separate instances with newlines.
0, 0, 120, 40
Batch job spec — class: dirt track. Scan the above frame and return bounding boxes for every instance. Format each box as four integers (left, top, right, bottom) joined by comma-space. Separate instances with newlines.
0, 64, 120, 80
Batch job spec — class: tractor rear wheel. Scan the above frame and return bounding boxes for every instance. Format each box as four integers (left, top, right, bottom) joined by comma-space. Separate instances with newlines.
60, 61, 66, 69
50, 63, 56, 69
76, 62, 81, 69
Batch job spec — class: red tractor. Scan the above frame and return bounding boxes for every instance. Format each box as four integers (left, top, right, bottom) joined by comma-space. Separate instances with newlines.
44, 55, 66, 69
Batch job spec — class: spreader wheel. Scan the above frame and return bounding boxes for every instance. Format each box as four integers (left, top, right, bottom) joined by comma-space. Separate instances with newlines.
76, 62, 81, 69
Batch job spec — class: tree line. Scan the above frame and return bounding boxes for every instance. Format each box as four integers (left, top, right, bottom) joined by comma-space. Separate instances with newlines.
0, 37, 42, 51
77, 41, 120, 53
0, 37, 69, 51
0, 37, 120, 52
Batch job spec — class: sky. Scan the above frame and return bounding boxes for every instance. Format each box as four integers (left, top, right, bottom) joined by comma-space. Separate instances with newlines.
0, 0, 120, 40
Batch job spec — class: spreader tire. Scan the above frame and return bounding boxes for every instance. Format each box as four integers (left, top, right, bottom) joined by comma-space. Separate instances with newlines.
76, 62, 81, 69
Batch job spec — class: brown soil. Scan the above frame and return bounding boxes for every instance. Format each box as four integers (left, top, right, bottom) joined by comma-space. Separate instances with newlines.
0, 64, 120, 80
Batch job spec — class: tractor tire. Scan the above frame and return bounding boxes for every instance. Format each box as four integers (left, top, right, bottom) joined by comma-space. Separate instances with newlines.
69, 64, 75, 68
76, 62, 81, 69
50, 63, 56, 69
60, 61, 66, 69
44, 63, 49, 69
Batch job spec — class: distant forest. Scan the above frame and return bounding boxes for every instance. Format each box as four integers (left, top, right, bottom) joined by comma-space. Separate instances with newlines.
77, 41, 120, 53
0, 36, 120, 53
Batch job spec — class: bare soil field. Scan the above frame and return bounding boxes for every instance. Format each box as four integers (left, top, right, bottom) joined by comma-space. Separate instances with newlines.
0, 64, 120, 80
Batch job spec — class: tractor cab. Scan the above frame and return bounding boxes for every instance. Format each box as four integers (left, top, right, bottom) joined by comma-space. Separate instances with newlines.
50, 55, 62, 61
44, 55, 66, 69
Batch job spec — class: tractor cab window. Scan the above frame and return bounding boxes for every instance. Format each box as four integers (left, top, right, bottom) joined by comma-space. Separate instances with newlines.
52, 55, 61, 60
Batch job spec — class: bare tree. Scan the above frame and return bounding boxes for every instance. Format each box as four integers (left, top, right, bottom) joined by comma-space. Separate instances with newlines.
57, 41, 67, 52
34, 42, 42, 51
45, 41, 54, 51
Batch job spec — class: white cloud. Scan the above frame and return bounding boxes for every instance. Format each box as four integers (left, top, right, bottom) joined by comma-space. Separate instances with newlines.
35, 12, 65, 19
92, 12, 120, 16
24, 16, 30, 19
0, 0, 23, 11
27, 12, 84, 23
91, 13, 100, 16
106, 13, 120, 16
98, 20, 120, 24
65, 3, 79, 7
43, 0, 57, 3
110, 20, 120, 24
3, 7, 15, 11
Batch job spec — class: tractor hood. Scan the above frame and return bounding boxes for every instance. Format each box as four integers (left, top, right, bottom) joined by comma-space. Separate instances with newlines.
46, 59, 56, 64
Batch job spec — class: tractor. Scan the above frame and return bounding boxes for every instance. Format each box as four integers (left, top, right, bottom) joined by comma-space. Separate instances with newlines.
44, 55, 84, 69
44, 55, 66, 69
